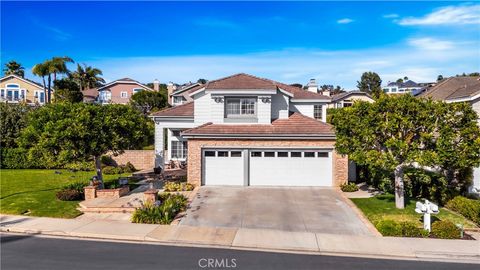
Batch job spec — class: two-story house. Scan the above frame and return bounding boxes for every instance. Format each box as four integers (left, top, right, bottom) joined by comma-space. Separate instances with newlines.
0, 74, 47, 104
82, 78, 158, 104
150, 73, 348, 187
383, 80, 424, 95
420, 76, 480, 195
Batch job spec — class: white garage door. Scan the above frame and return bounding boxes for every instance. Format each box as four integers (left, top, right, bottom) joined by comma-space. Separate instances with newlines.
203, 150, 245, 186
249, 150, 333, 186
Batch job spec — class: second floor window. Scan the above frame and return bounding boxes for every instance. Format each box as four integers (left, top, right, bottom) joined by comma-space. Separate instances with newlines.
225, 98, 256, 117
121, 91, 128, 98
314, 105, 323, 120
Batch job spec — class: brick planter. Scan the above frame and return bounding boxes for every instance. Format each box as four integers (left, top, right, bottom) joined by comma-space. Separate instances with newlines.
83, 185, 130, 200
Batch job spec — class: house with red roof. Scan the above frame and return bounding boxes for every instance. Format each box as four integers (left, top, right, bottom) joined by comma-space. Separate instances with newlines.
150, 73, 350, 187
82, 78, 158, 104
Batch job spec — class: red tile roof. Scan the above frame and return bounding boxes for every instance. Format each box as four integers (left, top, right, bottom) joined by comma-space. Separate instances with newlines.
82, 88, 98, 99
182, 112, 334, 137
150, 102, 194, 117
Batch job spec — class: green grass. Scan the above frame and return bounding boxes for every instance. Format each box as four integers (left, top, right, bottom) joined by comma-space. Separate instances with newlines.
351, 194, 478, 229
0, 169, 127, 218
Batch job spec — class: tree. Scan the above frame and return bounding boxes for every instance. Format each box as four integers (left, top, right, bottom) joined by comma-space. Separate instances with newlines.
437, 75, 444, 82
3, 61, 25, 77
396, 78, 404, 84
0, 103, 32, 148
54, 78, 83, 103
320, 84, 334, 92
32, 62, 49, 103
130, 90, 167, 115
331, 95, 480, 208
71, 63, 105, 91
32, 57, 74, 104
197, 78, 208, 84
290, 83, 303, 88
332, 86, 346, 95
357, 72, 382, 99
50, 56, 74, 83
19, 103, 151, 187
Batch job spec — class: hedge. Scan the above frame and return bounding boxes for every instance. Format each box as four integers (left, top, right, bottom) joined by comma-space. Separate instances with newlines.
446, 196, 480, 226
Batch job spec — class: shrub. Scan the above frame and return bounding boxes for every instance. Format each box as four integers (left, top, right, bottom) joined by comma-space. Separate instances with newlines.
131, 194, 188, 224
446, 196, 480, 226
431, 220, 461, 239
56, 189, 83, 201
399, 221, 429, 238
64, 161, 94, 171
340, 182, 359, 192
103, 166, 123, 175
376, 220, 402, 236
101, 155, 116, 167
63, 182, 88, 193
122, 162, 137, 173
164, 181, 194, 192
0, 148, 36, 169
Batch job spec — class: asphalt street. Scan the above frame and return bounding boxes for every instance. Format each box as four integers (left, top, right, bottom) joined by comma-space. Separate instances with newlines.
0, 233, 477, 270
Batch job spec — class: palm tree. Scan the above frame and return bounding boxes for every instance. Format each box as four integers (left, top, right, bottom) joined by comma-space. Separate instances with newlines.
32, 62, 49, 103
50, 56, 74, 83
71, 63, 105, 91
3, 61, 25, 78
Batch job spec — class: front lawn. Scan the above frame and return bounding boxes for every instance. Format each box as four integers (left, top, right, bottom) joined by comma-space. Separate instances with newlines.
351, 194, 478, 229
0, 169, 127, 218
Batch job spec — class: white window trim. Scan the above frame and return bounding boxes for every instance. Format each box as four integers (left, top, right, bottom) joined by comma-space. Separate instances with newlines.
120, 91, 128, 98
34, 90, 45, 104
225, 97, 257, 118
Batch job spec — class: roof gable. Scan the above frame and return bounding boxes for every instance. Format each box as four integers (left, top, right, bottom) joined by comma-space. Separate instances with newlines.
98, 78, 154, 91
420, 76, 480, 101
0, 74, 44, 89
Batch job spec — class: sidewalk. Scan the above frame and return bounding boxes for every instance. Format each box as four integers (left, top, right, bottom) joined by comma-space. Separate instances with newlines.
1, 214, 479, 264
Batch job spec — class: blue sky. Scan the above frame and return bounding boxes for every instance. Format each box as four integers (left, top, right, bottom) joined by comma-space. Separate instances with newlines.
1, 1, 479, 89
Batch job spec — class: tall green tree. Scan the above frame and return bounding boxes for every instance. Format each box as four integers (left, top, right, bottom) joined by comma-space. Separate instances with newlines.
54, 78, 83, 103
0, 103, 32, 148
3, 61, 25, 78
50, 56, 74, 83
32, 56, 74, 104
32, 62, 49, 103
19, 103, 150, 186
130, 90, 167, 115
331, 95, 480, 208
357, 71, 382, 99
71, 63, 105, 91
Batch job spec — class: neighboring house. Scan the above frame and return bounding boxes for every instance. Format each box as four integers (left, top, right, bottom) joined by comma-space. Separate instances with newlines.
328, 91, 374, 108
82, 78, 158, 104
0, 74, 47, 104
383, 80, 424, 95
419, 76, 480, 194
150, 73, 350, 188
168, 82, 203, 106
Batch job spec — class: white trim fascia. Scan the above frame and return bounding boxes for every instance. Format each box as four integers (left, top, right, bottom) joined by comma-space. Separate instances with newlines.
151, 116, 194, 122
207, 89, 277, 95
182, 134, 336, 139
277, 88, 294, 97
1, 75, 43, 89
290, 99, 330, 103
98, 81, 154, 92
445, 93, 480, 103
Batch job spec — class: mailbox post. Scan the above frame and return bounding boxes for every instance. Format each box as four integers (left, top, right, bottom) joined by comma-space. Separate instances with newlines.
415, 199, 439, 232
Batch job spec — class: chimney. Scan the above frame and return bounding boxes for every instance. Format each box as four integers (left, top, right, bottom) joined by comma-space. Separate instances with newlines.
153, 79, 160, 91
167, 82, 176, 105
322, 89, 331, 97
307, 79, 318, 93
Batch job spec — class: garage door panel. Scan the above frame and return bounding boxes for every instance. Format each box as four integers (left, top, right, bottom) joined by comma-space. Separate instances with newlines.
203, 150, 244, 186
249, 151, 332, 187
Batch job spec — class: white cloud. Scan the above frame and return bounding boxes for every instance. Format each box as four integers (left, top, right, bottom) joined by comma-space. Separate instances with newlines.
383, 14, 399, 19
80, 37, 478, 89
408, 37, 455, 51
337, 18, 354, 24
398, 4, 480, 26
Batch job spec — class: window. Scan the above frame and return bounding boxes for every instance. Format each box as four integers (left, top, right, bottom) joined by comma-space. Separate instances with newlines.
277, 152, 288, 157
291, 152, 302, 157
35, 91, 45, 103
313, 105, 323, 120
304, 152, 315, 158
264, 152, 275, 157
121, 91, 128, 98
173, 96, 185, 105
218, 151, 229, 157
343, 101, 353, 107
1, 89, 4, 98
383, 88, 389, 93
391, 88, 397, 93
133, 88, 143, 94
251, 151, 262, 157
171, 141, 187, 159
231, 151, 242, 157
99, 91, 111, 102
5, 84, 19, 88
204, 151, 216, 157
318, 152, 329, 158
225, 98, 256, 117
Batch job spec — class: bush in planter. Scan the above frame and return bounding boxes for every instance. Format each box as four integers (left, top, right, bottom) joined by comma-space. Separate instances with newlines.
56, 182, 88, 201
164, 181, 194, 192
446, 196, 480, 226
131, 194, 188, 224
340, 182, 359, 192
376, 220, 402, 236
431, 220, 461, 239
399, 221, 429, 238
103, 166, 123, 175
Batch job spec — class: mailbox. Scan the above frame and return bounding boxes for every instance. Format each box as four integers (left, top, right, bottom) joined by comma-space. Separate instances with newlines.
415, 199, 439, 232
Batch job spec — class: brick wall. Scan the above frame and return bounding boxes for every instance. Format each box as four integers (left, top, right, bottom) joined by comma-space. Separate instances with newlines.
187, 139, 348, 187
109, 150, 155, 170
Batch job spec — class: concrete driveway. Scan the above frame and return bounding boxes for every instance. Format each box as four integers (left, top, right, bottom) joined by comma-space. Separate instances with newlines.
180, 187, 373, 236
